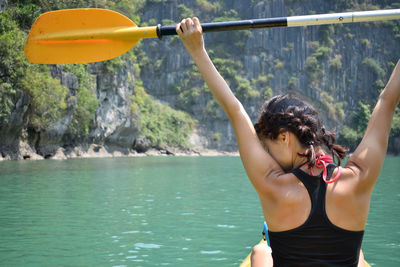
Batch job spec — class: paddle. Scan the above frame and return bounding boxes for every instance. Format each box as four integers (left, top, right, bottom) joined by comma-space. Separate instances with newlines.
24, 8, 400, 64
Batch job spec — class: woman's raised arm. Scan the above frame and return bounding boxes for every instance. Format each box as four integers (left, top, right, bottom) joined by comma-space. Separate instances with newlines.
347, 59, 400, 191
176, 17, 283, 194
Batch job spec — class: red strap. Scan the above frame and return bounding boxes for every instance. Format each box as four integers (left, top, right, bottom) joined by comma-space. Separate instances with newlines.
301, 154, 342, 184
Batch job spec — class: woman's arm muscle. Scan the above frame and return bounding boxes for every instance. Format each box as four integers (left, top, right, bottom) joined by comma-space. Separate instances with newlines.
347, 59, 400, 191
177, 18, 282, 194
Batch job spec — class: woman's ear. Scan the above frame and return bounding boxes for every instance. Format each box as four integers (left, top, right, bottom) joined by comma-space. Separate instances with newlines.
278, 131, 290, 145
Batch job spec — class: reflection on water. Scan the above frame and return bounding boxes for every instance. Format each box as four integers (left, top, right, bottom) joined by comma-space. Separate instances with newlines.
0, 156, 399, 266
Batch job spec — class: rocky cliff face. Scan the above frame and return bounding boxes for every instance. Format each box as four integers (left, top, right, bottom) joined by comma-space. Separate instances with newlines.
0, 0, 7, 12
1, 0, 399, 160
89, 62, 140, 147
139, 0, 399, 151
21, 62, 141, 159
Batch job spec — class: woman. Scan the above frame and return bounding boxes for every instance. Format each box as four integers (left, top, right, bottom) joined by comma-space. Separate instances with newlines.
176, 17, 400, 266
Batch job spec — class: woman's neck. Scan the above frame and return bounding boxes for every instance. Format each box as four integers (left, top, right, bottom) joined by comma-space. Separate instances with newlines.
292, 147, 327, 171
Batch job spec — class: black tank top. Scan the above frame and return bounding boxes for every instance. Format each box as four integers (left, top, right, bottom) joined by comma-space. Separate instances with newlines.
268, 164, 364, 266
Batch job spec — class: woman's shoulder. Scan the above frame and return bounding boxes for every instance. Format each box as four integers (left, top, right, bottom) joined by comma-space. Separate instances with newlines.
326, 166, 371, 230
261, 171, 310, 202
328, 165, 371, 197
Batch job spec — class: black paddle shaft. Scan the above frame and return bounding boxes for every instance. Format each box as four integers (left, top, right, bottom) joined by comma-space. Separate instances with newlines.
155, 9, 400, 39
156, 17, 287, 39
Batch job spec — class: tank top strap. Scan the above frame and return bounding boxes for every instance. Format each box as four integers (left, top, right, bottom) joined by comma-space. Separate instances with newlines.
325, 164, 336, 177
292, 164, 339, 217
292, 168, 320, 203
316, 163, 339, 216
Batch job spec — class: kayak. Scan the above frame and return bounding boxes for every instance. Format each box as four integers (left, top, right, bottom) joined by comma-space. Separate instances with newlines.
239, 239, 371, 267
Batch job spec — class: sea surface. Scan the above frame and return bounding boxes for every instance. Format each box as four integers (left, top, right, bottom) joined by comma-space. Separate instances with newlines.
0, 156, 399, 266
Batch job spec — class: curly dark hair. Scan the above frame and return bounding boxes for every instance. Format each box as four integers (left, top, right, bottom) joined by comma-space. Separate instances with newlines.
254, 94, 348, 167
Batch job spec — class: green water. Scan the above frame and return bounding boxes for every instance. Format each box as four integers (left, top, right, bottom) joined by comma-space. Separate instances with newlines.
0, 157, 398, 266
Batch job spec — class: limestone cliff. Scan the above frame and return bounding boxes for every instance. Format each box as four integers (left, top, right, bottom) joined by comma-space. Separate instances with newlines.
139, 0, 400, 151
0, 0, 7, 12
0, 0, 399, 160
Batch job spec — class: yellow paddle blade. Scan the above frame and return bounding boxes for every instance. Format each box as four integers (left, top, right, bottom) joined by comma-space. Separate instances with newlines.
24, 8, 158, 64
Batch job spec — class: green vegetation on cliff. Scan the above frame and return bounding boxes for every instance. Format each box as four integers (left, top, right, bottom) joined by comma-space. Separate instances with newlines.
0, 9, 68, 130
62, 64, 99, 137
339, 101, 400, 153
1, 0, 400, 154
0, 0, 195, 149
131, 82, 195, 148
